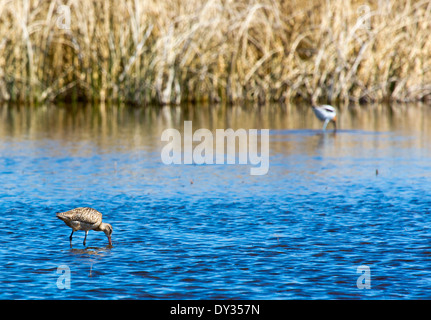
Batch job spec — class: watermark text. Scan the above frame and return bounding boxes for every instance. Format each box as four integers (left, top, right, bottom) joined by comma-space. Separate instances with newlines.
161, 121, 269, 175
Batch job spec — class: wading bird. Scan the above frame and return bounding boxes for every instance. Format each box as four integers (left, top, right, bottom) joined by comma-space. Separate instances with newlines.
56, 207, 113, 246
312, 105, 337, 131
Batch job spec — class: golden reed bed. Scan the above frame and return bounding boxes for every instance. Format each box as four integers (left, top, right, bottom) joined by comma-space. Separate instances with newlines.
0, 0, 430, 105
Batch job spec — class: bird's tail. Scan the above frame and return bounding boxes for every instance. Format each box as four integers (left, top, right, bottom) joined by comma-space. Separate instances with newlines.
56, 211, 68, 221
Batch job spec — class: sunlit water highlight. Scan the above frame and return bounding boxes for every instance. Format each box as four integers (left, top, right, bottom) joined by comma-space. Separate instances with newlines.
1, 103, 431, 299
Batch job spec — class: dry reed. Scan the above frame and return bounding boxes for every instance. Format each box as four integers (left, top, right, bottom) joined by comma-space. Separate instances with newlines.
0, 0, 430, 105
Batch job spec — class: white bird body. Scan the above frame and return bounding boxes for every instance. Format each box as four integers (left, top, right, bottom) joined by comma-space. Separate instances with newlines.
57, 207, 113, 246
312, 105, 337, 130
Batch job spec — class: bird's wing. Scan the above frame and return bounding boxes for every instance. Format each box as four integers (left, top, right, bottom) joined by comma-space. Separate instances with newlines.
69, 207, 102, 225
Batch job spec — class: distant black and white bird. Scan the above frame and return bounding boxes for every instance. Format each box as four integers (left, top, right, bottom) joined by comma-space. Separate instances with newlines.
56, 207, 113, 246
312, 105, 337, 131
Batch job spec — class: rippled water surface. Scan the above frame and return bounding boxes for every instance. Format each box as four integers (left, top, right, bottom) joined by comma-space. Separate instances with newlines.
1, 103, 431, 299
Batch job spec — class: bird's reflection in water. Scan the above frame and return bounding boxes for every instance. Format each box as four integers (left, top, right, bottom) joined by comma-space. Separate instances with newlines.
70, 245, 112, 255
70, 245, 112, 277
314, 130, 336, 146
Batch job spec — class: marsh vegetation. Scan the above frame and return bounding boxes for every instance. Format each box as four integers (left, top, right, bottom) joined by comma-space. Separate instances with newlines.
0, 0, 430, 105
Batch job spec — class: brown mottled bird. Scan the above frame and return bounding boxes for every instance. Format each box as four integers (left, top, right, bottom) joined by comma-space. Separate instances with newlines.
56, 207, 113, 246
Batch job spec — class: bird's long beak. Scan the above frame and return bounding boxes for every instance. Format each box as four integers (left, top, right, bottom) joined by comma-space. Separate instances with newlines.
108, 236, 112, 246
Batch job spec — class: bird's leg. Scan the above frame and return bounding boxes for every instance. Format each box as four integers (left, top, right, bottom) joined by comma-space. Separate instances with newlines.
69, 230, 74, 247
322, 119, 329, 131
83, 230, 88, 246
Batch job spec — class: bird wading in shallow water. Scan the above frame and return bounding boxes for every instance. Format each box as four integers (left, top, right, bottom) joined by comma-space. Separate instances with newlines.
56, 207, 113, 247
312, 105, 337, 131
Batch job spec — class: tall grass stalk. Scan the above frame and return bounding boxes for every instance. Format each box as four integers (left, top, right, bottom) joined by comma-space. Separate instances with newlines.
0, 0, 430, 105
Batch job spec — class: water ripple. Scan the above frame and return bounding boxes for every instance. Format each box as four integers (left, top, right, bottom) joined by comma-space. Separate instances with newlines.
2, 104, 431, 299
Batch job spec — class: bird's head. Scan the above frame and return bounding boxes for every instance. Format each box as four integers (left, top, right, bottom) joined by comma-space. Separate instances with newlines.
332, 116, 337, 130
100, 223, 113, 245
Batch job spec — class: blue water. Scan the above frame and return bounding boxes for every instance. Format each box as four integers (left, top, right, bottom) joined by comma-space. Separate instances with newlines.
1, 104, 431, 299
